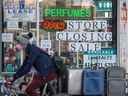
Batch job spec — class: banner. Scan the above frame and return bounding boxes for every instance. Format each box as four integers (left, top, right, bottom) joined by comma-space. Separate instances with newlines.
4, 0, 37, 21
56, 32, 112, 42
67, 20, 107, 31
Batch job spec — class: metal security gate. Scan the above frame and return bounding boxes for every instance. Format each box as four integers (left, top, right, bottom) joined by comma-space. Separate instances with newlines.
107, 67, 126, 96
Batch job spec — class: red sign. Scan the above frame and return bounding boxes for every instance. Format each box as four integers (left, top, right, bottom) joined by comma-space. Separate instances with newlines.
40, 20, 66, 31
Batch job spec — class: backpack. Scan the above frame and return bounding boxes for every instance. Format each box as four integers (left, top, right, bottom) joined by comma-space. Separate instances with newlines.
52, 56, 67, 77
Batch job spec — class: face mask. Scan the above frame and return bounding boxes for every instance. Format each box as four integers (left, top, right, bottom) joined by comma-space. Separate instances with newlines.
15, 44, 23, 51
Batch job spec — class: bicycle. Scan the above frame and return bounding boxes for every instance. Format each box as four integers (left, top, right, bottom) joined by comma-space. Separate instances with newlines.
41, 79, 69, 96
0, 77, 27, 96
1, 73, 69, 96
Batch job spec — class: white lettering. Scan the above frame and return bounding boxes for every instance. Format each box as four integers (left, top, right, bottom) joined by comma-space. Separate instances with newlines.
56, 32, 112, 42
69, 42, 101, 52
67, 20, 107, 31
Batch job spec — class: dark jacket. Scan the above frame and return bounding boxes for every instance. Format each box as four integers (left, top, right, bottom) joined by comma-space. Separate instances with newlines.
14, 44, 56, 79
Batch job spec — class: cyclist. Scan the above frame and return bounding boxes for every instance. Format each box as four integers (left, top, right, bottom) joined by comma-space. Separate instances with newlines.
9, 33, 57, 96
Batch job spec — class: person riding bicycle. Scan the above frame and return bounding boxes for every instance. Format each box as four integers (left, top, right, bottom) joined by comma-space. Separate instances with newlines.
9, 33, 57, 96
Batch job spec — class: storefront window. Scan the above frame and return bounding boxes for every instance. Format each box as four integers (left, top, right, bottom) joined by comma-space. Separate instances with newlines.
2, 0, 37, 74
41, 0, 116, 68
2, 0, 117, 73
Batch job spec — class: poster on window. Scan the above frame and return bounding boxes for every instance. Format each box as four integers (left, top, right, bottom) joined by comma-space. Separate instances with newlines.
2, 33, 13, 42
40, 40, 51, 49
7, 20, 18, 29
3, 0, 37, 21
83, 48, 116, 68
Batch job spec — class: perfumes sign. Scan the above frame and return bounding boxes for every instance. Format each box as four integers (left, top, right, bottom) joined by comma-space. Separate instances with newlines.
44, 7, 94, 20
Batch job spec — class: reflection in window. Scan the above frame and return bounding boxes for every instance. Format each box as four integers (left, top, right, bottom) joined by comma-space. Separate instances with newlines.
72, 0, 82, 6
43, 0, 56, 7
56, 0, 65, 7
40, 0, 114, 69
66, 0, 95, 7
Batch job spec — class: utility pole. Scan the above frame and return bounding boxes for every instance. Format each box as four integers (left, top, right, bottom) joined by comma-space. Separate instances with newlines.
112, 0, 117, 48
0, 0, 3, 76
117, 0, 120, 67
36, 0, 40, 47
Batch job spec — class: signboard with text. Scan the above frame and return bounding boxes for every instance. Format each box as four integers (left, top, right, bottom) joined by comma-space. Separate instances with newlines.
2, 33, 13, 42
56, 32, 112, 42
40, 20, 66, 31
44, 7, 94, 20
69, 42, 101, 52
67, 20, 107, 31
83, 48, 116, 67
95, 1, 112, 11
7, 20, 18, 29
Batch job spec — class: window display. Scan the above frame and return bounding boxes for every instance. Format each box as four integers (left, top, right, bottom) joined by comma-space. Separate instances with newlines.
2, 0, 116, 73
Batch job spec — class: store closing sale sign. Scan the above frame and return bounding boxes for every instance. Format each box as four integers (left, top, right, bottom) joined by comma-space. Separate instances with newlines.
66, 20, 107, 31
56, 32, 112, 42
56, 31, 112, 52
69, 42, 101, 52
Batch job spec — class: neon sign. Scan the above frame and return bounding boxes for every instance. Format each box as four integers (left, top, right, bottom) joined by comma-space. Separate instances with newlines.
40, 20, 66, 31
44, 7, 94, 20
